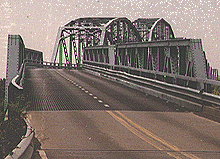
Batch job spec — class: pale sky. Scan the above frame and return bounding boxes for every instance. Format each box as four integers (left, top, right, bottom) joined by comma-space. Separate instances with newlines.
0, 0, 219, 78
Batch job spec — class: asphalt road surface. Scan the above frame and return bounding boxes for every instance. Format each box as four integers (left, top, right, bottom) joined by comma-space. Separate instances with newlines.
24, 68, 220, 159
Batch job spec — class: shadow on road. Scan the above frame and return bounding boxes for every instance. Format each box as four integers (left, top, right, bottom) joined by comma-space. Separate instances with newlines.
31, 136, 42, 159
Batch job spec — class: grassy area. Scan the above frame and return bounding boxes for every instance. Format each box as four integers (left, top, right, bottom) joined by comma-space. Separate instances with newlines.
0, 79, 5, 123
0, 79, 29, 158
0, 113, 27, 158
211, 77, 220, 96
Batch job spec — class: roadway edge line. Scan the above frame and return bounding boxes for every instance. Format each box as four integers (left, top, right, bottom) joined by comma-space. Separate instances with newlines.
38, 150, 48, 159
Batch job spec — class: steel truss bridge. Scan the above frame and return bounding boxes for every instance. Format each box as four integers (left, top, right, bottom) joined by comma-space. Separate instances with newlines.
51, 17, 218, 90
4, 17, 220, 159
5, 17, 220, 109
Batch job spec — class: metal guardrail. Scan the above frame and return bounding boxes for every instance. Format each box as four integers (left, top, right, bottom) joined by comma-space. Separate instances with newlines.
83, 60, 220, 91
82, 64, 220, 111
12, 59, 79, 89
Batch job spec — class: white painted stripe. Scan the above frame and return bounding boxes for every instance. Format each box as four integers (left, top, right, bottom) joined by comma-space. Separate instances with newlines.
98, 100, 103, 103
38, 150, 48, 159
93, 96, 98, 99
4, 110, 9, 121
104, 104, 110, 108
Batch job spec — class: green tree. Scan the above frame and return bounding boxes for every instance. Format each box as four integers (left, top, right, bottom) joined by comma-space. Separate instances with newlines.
0, 78, 6, 122
1, 94, 29, 158
0, 78, 6, 103
212, 77, 220, 96
9, 94, 30, 119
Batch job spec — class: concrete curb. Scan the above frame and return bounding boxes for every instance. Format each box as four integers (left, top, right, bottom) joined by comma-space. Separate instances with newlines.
5, 118, 35, 159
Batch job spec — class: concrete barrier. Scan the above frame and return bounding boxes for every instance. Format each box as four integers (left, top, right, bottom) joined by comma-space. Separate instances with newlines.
5, 118, 35, 159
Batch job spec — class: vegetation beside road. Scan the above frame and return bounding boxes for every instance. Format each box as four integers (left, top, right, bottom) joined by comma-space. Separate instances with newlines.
212, 77, 220, 96
0, 79, 29, 158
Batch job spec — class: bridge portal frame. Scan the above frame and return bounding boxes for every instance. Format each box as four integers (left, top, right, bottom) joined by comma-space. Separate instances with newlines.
51, 17, 142, 67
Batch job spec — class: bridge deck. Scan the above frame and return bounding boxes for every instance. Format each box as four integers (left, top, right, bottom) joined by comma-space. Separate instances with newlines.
25, 68, 220, 158
25, 68, 183, 112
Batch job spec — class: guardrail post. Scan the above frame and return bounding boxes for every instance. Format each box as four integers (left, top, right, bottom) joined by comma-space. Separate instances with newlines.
108, 45, 115, 69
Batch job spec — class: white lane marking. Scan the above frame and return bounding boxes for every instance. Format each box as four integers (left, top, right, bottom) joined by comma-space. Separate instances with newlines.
56, 70, 111, 109
104, 104, 110, 108
38, 150, 48, 159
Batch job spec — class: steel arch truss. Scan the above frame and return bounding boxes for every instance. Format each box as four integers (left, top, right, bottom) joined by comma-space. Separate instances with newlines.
103, 18, 142, 45
51, 17, 141, 66
133, 18, 175, 42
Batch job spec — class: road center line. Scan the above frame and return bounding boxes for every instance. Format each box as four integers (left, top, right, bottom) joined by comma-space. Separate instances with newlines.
98, 100, 103, 103
107, 111, 200, 159
104, 104, 110, 108
55, 70, 112, 109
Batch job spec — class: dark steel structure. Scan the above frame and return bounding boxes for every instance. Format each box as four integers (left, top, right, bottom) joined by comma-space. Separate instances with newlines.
51, 17, 218, 87
5, 35, 43, 111
132, 18, 175, 42
51, 17, 142, 66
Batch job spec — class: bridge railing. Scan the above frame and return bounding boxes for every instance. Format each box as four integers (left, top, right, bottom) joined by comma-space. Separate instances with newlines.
83, 38, 219, 93
82, 63, 220, 111
11, 59, 79, 90
83, 60, 220, 94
